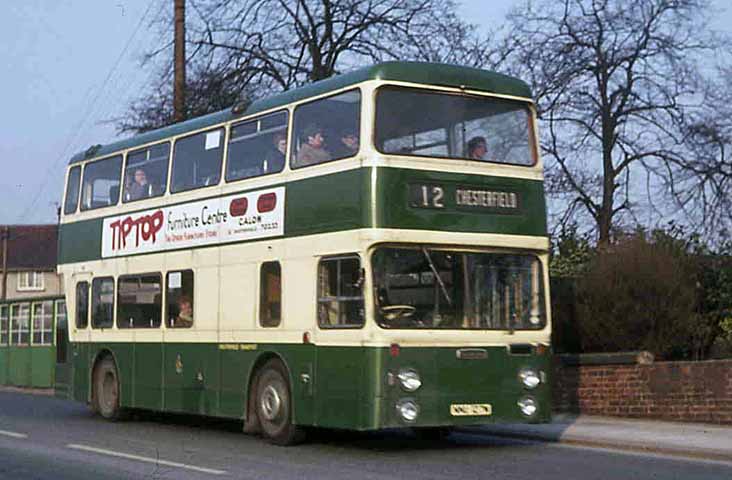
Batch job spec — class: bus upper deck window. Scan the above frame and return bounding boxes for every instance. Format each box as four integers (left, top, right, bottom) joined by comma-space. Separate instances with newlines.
375, 87, 535, 166
171, 128, 224, 193
64, 166, 82, 215
123, 143, 170, 202
291, 89, 361, 169
227, 111, 288, 182
80, 155, 123, 211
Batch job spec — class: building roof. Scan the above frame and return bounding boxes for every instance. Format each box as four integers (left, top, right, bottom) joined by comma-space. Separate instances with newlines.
68, 61, 533, 165
0, 225, 58, 271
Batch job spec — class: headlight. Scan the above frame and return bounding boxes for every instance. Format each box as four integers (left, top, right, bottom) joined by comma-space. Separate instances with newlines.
397, 368, 422, 392
396, 399, 420, 423
518, 396, 538, 417
519, 368, 541, 389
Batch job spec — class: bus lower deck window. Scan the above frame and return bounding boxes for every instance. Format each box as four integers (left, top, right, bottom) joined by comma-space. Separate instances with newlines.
117, 274, 163, 329
318, 256, 364, 328
167, 270, 194, 328
91, 277, 115, 329
75, 282, 89, 329
260, 262, 282, 327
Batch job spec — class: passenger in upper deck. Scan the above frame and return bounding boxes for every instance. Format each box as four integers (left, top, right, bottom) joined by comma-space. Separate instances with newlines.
466, 136, 488, 160
297, 124, 331, 166
126, 168, 150, 201
264, 132, 287, 173
335, 129, 359, 158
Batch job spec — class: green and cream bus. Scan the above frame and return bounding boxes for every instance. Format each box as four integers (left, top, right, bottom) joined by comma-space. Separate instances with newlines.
56, 62, 551, 445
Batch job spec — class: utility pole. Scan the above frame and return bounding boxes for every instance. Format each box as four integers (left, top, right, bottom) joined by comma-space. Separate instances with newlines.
1, 227, 8, 302
174, 0, 186, 123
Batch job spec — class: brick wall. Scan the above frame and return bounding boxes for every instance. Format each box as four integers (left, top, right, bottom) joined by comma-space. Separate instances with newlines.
553, 359, 732, 424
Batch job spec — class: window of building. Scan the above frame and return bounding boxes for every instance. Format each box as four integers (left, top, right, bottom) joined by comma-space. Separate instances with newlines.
17, 271, 45, 291
170, 128, 225, 193
117, 274, 162, 328
76, 282, 89, 329
55, 300, 68, 364
260, 262, 281, 327
123, 142, 170, 202
166, 270, 194, 328
32, 301, 54, 345
91, 277, 114, 329
226, 111, 288, 182
64, 165, 82, 215
80, 155, 123, 211
10, 303, 30, 345
318, 256, 364, 328
0, 305, 8, 345
291, 90, 361, 169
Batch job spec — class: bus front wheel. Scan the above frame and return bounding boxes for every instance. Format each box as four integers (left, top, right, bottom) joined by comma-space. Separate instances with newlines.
93, 357, 124, 421
255, 359, 305, 445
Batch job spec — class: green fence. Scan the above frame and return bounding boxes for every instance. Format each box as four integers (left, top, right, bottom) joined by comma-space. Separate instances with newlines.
0, 296, 65, 388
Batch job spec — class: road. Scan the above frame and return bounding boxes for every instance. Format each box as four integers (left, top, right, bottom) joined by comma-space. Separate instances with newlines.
0, 391, 730, 479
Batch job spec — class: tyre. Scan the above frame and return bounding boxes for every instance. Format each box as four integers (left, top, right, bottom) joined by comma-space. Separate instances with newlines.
93, 356, 125, 421
255, 359, 305, 445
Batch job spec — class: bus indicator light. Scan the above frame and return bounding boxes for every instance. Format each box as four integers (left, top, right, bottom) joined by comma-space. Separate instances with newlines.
390, 343, 400, 357
229, 197, 248, 217
303, 331, 311, 344
257, 193, 277, 213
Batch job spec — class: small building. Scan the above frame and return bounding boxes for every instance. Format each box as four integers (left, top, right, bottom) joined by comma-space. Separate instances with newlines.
0, 225, 65, 388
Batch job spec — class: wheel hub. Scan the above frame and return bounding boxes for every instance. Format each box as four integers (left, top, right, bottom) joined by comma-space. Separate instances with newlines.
260, 385, 282, 421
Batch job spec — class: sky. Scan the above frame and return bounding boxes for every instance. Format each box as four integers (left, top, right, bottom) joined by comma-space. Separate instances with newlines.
0, 0, 729, 225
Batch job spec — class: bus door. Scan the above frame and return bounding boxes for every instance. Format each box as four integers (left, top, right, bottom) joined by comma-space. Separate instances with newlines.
54, 300, 71, 398
313, 255, 365, 428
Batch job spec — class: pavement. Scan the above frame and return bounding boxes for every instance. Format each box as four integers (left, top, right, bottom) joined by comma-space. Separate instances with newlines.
477, 413, 732, 462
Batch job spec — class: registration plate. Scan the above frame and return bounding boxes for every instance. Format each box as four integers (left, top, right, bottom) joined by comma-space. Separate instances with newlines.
450, 403, 493, 416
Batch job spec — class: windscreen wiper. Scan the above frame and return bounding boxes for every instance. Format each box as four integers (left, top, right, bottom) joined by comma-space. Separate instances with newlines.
421, 247, 452, 305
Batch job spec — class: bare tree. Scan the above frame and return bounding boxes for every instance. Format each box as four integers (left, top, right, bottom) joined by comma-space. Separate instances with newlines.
119, 0, 498, 133
116, 65, 250, 134
669, 67, 732, 237
505, 0, 726, 244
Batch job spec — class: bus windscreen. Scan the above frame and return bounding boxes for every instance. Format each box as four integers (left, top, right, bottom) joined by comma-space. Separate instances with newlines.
372, 247, 545, 330
375, 87, 535, 166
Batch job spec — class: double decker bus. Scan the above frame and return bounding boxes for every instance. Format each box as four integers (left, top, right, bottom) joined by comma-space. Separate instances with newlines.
56, 62, 551, 445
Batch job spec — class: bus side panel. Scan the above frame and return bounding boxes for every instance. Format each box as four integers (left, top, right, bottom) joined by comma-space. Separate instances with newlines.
218, 345, 248, 418
314, 346, 366, 429
275, 344, 316, 426
133, 342, 163, 410
71, 342, 89, 403
163, 343, 220, 415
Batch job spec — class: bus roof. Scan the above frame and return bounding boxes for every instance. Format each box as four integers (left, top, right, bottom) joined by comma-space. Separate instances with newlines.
69, 61, 532, 165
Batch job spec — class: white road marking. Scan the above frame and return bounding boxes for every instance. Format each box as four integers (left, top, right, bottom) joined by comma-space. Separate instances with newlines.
0, 429, 28, 439
66, 444, 228, 475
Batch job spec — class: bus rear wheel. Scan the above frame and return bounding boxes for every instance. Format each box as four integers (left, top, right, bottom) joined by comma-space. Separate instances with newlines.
93, 357, 124, 421
255, 359, 305, 446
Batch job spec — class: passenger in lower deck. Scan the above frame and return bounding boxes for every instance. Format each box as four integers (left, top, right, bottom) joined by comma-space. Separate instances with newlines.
171, 295, 193, 328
